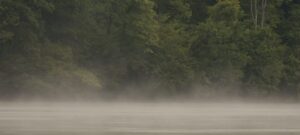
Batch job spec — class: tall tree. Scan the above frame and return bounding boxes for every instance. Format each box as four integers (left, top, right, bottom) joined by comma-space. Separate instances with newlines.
190, 0, 247, 94
279, 0, 300, 99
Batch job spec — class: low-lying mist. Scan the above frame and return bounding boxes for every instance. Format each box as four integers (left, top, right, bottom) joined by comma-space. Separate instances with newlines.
0, 102, 300, 135
1, 83, 297, 103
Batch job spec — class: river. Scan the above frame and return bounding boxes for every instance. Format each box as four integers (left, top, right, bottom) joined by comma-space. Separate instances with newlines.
0, 102, 299, 135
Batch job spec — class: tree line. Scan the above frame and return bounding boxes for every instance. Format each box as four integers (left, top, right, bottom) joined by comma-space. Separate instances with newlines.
0, 0, 300, 100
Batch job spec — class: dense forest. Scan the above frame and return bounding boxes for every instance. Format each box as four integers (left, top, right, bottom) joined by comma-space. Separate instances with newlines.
0, 0, 300, 100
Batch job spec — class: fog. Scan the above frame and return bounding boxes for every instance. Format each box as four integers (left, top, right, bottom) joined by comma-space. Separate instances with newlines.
0, 102, 300, 135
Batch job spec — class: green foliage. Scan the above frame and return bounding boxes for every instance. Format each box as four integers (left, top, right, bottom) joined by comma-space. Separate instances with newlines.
241, 28, 284, 94
154, 0, 191, 22
188, 0, 216, 24
190, 0, 247, 87
209, 0, 241, 23
155, 15, 194, 94
0, 0, 299, 99
279, 1, 300, 98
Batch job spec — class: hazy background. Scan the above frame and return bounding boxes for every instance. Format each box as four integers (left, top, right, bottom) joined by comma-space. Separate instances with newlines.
1, 0, 300, 101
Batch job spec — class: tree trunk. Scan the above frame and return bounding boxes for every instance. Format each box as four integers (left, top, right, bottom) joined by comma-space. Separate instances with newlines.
251, 0, 254, 26
261, 0, 267, 28
254, 0, 258, 30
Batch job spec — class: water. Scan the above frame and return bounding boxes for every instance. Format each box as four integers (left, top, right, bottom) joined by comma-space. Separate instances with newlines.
0, 102, 299, 135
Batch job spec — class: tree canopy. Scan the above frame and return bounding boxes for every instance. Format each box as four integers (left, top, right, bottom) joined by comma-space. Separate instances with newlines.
0, 0, 300, 100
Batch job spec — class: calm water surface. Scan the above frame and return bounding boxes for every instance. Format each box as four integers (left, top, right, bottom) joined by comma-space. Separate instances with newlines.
0, 102, 299, 135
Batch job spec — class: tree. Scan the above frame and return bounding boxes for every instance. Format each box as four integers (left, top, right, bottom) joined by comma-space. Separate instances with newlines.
240, 28, 284, 96
151, 0, 194, 95
0, 0, 54, 97
240, 0, 285, 29
0, 0, 101, 99
190, 0, 247, 95
279, 0, 300, 99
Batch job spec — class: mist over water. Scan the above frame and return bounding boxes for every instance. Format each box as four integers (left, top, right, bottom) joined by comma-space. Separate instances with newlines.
0, 102, 300, 135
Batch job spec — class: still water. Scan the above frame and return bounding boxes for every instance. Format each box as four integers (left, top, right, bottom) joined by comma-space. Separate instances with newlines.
0, 102, 299, 135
